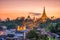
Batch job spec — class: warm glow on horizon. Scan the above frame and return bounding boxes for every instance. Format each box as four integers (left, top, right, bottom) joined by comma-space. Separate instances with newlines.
0, 0, 60, 20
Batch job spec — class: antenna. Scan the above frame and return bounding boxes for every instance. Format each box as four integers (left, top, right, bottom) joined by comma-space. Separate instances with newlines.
43, 0, 46, 7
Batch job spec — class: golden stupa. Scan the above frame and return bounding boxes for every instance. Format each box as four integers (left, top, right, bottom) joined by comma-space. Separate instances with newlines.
17, 25, 26, 31
40, 7, 48, 22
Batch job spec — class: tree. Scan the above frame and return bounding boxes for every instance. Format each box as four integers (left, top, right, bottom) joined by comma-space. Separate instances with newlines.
6, 18, 10, 22
55, 22, 60, 35
14, 17, 25, 25
45, 23, 57, 32
7, 23, 16, 29
39, 22, 47, 28
26, 29, 39, 40
38, 34, 49, 40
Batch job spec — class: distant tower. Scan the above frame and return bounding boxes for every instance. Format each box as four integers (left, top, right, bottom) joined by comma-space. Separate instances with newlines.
40, 7, 48, 22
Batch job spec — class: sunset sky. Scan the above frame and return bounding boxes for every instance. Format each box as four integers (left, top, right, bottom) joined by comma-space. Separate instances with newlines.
0, 0, 60, 20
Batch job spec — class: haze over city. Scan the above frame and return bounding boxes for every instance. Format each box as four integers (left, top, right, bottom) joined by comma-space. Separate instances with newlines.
0, 0, 60, 40
0, 0, 60, 20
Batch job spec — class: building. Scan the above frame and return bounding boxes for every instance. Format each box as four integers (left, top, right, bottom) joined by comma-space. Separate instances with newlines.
37, 7, 49, 22
17, 25, 26, 31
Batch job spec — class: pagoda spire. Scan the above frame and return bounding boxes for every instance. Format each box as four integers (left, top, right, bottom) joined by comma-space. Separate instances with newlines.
39, 7, 48, 22
41, 7, 47, 17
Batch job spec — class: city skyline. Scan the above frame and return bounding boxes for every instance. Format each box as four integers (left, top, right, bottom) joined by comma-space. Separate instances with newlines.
0, 0, 60, 20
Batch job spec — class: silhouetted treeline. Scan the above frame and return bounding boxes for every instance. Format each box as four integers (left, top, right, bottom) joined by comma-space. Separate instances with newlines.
0, 17, 60, 30
0, 16, 33, 29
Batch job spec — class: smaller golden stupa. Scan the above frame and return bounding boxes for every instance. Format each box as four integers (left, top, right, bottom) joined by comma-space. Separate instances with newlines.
17, 25, 26, 31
